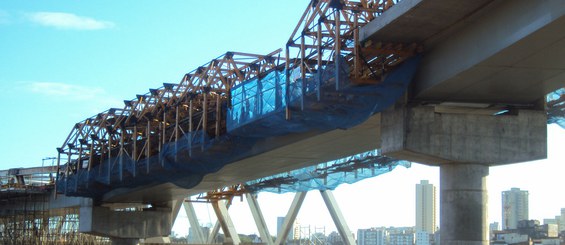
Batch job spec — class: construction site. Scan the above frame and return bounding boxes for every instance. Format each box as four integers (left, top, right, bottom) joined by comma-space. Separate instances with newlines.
1, 0, 565, 244
0, 166, 111, 244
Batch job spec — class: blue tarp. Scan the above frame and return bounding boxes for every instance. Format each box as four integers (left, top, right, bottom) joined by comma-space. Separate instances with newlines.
547, 88, 565, 129
245, 149, 411, 194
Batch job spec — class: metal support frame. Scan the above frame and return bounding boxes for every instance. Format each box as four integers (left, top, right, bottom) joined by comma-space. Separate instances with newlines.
53, 0, 419, 198
211, 200, 241, 245
320, 190, 356, 245
246, 193, 274, 245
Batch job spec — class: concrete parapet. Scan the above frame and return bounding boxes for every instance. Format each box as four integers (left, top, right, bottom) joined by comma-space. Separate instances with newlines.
381, 105, 547, 166
79, 205, 172, 239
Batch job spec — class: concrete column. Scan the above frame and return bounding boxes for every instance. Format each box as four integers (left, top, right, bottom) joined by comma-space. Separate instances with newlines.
381, 105, 547, 245
110, 238, 139, 245
246, 193, 274, 245
212, 200, 241, 245
184, 201, 206, 243
440, 163, 489, 245
320, 190, 356, 245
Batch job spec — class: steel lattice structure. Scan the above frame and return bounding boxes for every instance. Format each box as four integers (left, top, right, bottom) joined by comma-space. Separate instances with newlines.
56, 0, 418, 193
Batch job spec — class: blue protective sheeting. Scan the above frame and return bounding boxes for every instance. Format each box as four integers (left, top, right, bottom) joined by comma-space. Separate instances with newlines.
58, 56, 423, 199
227, 55, 422, 137
244, 149, 411, 194
547, 88, 565, 129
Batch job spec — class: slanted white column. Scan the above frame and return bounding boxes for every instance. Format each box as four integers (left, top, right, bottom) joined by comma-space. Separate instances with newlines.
184, 201, 206, 243
207, 220, 222, 244
274, 192, 307, 245
320, 190, 356, 245
246, 193, 274, 245
212, 200, 241, 245
208, 199, 233, 243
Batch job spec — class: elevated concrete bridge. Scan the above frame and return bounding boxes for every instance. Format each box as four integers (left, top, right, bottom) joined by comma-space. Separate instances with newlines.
2, 0, 565, 244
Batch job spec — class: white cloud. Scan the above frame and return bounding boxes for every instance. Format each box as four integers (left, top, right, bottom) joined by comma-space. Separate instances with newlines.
27, 82, 104, 100
26, 12, 114, 30
25, 82, 123, 112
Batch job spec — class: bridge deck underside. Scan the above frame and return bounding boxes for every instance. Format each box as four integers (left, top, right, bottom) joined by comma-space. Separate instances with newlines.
103, 114, 381, 203
362, 0, 565, 104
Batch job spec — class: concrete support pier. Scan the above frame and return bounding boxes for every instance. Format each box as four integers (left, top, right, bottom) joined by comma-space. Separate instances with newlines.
381, 105, 547, 245
110, 238, 139, 245
440, 164, 488, 245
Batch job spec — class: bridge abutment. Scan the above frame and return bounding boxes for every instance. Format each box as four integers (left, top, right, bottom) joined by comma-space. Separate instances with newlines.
381, 105, 547, 245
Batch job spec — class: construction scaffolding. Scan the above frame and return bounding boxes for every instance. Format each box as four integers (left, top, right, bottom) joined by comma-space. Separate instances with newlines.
55, 0, 419, 199
0, 167, 110, 244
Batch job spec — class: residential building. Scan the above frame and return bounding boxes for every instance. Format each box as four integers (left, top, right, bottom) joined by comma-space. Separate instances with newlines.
277, 216, 295, 242
357, 227, 387, 245
390, 232, 414, 245
502, 188, 529, 230
416, 180, 437, 234
415, 231, 430, 245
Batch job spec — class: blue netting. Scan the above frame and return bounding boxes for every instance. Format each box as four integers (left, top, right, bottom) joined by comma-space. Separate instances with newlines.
547, 88, 565, 129
245, 149, 411, 194
228, 70, 286, 132
58, 56, 423, 199
227, 55, 422, 137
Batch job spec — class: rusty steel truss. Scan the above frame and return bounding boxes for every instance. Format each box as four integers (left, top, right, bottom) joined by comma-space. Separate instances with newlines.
56, 0, 418, 191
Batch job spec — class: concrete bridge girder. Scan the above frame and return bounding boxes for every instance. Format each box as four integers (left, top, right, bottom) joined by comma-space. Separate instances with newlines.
413, 0, 565, 104
362, 0, 565, 104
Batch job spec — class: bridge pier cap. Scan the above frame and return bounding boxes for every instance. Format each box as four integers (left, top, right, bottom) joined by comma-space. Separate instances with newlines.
380, 105, 547, 166
381, 104, 547, 245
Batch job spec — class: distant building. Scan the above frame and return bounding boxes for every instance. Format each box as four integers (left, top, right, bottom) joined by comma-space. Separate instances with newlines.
416, 180, 437, 234
490, 222, 500, 231
327, 231, 344, 245
490, 222, 500, 240
357, 227, 387, 245
390, 232, 414, 245
522, 220, 559, 238
188, 226, 210, 243
502, 188, 529, 230
277, 216, 295, 242
415, 231, 430, 245
559, 208, 565, 232
543, 219, 557, 225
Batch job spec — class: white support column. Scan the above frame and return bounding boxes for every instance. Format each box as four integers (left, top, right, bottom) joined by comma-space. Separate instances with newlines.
274, 192, 307, 245
207, 220, 222, 244
212, 200, 241, 245
208, 199, 232, 244
246, 193, 274, 245
184, 201, 206, 244
320, 190, 356, 245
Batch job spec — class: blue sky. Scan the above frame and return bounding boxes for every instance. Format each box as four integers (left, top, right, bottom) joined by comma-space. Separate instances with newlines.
0, 1, 305, 168
1, 0, 565, 239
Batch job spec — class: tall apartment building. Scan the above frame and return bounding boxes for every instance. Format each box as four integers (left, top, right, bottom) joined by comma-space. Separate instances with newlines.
416, 180, 437, 234
501, 188, 529, 230
357, 227, 387, 245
